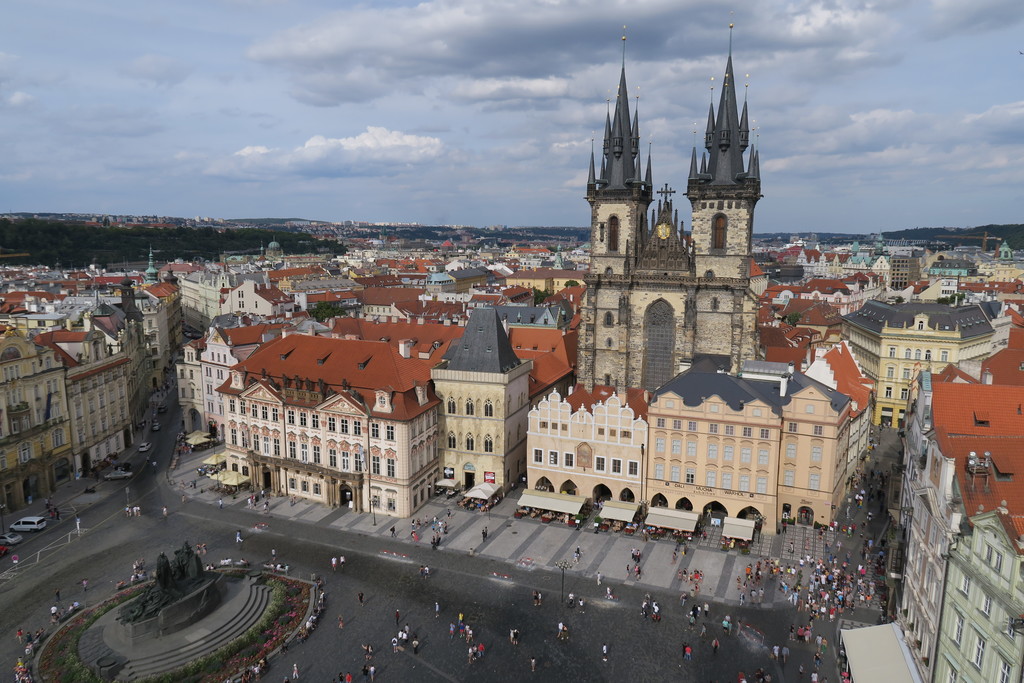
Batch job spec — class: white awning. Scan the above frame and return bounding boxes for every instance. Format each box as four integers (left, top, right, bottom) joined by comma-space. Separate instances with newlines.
644, 508, 699, 532
464, 482, 501, 500
721, 517, 756, 540
435, 479, 458, 488
841, 623, 923, 683
517, 490, 587, 516
599, 501, 639, 523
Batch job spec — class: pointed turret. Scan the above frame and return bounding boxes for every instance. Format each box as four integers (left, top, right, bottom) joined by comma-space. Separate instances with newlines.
601, 66, 640, 190
588, 147, 596, 186
144, 246, 158, 284
739, 100, 750, 150
704, 104, 715, 150
645, 151, 653, 187
688, 147, 699, 180
706, 54, 746, 185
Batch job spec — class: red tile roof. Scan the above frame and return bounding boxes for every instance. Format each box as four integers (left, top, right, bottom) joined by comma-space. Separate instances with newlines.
223, 334, 438, 421
981, 348, 1024, 386
931, 383, 1024, 435
565, 383, 649, 420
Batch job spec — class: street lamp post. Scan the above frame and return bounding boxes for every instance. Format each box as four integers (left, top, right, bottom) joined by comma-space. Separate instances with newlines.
0, 503, 6, 532
555, 559, 572, 605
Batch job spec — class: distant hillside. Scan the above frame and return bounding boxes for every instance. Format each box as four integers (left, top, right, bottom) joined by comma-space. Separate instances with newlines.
0, 218, 324, 268
882, 224, 1024, 249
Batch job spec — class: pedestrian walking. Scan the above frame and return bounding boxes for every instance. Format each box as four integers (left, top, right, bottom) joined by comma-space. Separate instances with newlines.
338, 615, 344, 629
81, 579, 88, 592
358, 592, 364, 607
235, 530, 243, 544
395, 610, 400, 626
162, 506, 168, 519
435, 601, 440, 618
596, 571, 602, 586
332, 557, 338, 572
54, 588, 60, 602
601, 643, 608, 662
292, 663, 299, 679
712, 638, 719, 654
530, 657, 537, 672
218, 498, 223, 510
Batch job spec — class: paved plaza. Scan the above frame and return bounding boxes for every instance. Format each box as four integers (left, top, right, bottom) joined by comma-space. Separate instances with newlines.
0, 402, 898, 682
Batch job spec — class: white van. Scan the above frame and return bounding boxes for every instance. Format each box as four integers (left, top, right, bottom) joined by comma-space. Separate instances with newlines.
10, 516, 47, 532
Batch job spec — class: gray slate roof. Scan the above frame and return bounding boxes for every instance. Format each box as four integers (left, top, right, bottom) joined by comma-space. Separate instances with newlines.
653, 368, 850, 416
443, 307, 521, 374
843, 300, 993, 339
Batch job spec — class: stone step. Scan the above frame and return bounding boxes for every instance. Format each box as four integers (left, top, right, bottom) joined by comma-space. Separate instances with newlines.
118, 583, 273, 681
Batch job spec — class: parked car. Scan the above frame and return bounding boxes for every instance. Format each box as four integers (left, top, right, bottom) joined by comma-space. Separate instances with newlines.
152, 423, 161, 431
0, 545, 8, 558
10, 516, 47, 532
104, 469, 132, 481
0, 532, 22, 545
137, 442, 152, 453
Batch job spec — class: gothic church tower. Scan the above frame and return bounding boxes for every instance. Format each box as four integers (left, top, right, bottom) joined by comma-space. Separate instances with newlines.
579, 40, 760, 391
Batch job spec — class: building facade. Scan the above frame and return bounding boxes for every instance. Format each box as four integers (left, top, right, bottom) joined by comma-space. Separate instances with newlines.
578, 52, 760, 391
218, 333, 440, 518
432, 308, 532, 492
526, 385, 648, 502
843, 301, 995, 426
645, 362, 851, 532
0, 330, 73, 511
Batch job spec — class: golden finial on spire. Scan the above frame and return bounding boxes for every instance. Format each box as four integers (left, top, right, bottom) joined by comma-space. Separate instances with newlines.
621, 25, 627, 66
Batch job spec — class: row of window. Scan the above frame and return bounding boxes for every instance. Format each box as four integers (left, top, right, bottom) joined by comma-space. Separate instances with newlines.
532, 448, 639, 476
888, 346, 949, 362
950, 609, 1013, 681
651, 441, 824, 462
882, 386, 910, 400
446, 398, 495, 417
653, 419, 772, 438
230, 400, 402, 439
537, 421, 633, 439
447, 433, 494, 453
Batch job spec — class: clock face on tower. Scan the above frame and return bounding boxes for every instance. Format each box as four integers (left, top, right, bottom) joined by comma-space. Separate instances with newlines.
656, 222, 671, 240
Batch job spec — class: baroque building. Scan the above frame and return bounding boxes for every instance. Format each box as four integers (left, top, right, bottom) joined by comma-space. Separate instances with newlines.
0, 330, 72, 510
579, 48, 760, 391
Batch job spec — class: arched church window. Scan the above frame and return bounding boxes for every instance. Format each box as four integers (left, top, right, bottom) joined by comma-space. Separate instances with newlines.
608, 216, 620, 252
642, 300, 675, 391
447, 432, 456, 448
447, 398, 456, 414
604, 312, 614, 326
484, 401, 494, 417
465, 434, 475, 451
712, 214, 727, 250
704, 270, 715, 279
465, 400, 475, 416
483, 435, 493, 453
604, 267, 613, 276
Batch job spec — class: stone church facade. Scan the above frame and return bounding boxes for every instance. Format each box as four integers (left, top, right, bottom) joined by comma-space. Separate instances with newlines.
579, 53, 761, 391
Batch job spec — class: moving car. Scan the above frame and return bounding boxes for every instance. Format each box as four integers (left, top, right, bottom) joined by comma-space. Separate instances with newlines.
104, 469, 132, 481
137, 442, 152, 453
0, 532, 22, 545
152, 422, 161, 431
10, 516, 47, 532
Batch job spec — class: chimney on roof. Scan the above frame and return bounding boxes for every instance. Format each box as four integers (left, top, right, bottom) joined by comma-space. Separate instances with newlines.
398, 339, 413, 359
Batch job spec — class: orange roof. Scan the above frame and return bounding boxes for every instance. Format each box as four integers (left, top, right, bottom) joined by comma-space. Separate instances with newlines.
931, 383, 1024, 435
566, 383, 649, 420
818, 342, 874, 416
144, 282, 178, 298
330, 318, 463, 361
224, 334, 438, 421
218, 323, 290, 347
748, 259, 765, 277
267, 265, 329, 281
981, 348, 1024, 386
933, 364, 978, 384
509, 327, 577, 398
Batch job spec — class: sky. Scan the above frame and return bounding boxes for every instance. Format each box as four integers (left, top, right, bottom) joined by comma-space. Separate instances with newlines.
1, 0, 1023, 234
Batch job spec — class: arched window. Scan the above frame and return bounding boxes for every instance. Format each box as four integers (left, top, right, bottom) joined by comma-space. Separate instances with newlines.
447, 432, 456, 448
604, 311, 615, 326
642, 299, 675, 391
465, 400, 475, 416
608, 216, 620, 252
712, 214, 727, 250
483, 435, 493, 453
484, 401, 494, 417
606, 338, 614, 348
924, 350, 932, 361
447, 398, 456, 414
604, 267, 614, 276
465, 434, 475, 451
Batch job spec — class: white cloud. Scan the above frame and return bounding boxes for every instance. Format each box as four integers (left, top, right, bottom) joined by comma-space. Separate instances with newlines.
926, 0, 1024, 38
453, 76, 570, 102
6, 91, 33, 107
119, 54, 192, 86
208, 127, 443, 179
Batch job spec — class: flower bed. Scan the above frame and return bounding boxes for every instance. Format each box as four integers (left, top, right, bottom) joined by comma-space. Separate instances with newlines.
37, 572, 311, 683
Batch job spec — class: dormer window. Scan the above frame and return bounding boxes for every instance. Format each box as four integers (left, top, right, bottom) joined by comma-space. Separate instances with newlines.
917, 320, 925, 330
